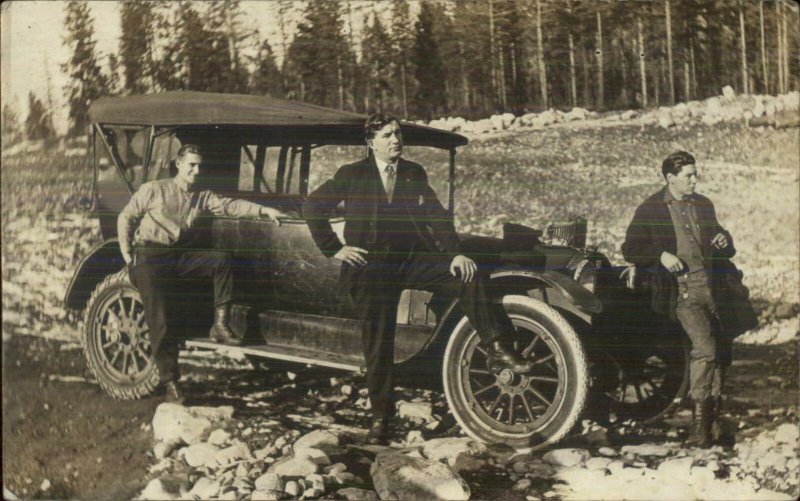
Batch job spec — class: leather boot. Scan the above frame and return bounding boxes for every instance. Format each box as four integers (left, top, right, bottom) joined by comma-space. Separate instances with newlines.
209, 304, 242, 346
710, 395, 724, 442
486, 341, 535, 374
685, 398, 714, 447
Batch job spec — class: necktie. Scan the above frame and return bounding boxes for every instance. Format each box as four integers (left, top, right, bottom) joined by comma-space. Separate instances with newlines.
385, 164, 396, 203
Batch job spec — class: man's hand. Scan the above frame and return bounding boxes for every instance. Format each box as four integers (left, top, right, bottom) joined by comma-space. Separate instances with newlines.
450, 255, 477, 283
334, 246, 368, 267
259, 206, 287, 225
711, 232, 729, 249
122, 251, 133, 265
660, 251, 685, 274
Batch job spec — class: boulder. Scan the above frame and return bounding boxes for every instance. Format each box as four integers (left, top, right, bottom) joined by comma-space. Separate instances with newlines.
188, 478, 221, 499
138, 479, 178, 500
564, 107, 589, 122
489, 114, 507, 131
268, 453, 319, 477
153, 442, 175, 459
620, 110, 639, 120
542, 449, 590, 467
397, 401, 435, 425
215, 442, 253, 466
152, 403, 233, 446
294, 430, 339, 452
620, 444, 672, 457
656, 456, 694, 477
184, 443, 221, 468
284, 480, 301, 497
722, 85, 735, 99
255, 473, 284, 492
370, 451, 470, 500
773, 423, 799, 445
208, 429, 231, 446
421, 437, 488, 472
251, 489, 286, 500
585, 457, 613, 471
337, 487, 379, 500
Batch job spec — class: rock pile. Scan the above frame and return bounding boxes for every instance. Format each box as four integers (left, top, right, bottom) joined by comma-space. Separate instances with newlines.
424, 88, 800, 135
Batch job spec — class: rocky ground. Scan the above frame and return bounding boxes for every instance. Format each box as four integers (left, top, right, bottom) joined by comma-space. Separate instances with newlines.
2, 332, 797, 501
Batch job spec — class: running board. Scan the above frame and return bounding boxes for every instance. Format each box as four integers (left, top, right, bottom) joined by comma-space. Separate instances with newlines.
185, 338, 364, 372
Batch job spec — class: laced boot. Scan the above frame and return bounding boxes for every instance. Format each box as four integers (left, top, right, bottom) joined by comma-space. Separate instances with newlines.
710, 395, 725, 443
209, 304, 242, 346
685, 398, 713, 448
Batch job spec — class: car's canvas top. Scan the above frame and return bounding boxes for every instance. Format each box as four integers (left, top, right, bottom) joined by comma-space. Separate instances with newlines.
90, 91, 467, 148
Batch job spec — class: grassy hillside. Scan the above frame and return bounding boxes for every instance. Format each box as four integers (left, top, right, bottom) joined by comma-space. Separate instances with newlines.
2, 122, 797, 342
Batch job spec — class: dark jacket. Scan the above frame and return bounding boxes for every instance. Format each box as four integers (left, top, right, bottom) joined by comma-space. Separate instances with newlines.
303, 156, 460, 279
621, 187, 754, 335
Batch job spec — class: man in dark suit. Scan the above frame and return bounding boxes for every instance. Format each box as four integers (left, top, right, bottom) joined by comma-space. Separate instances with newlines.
304, 113, 534, 443
622, 151, 753, 447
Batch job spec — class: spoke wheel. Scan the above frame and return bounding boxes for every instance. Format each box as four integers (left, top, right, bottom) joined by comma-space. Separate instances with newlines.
607, 341, 690, 422
84, 269, 159, 399
443, 295, 589, 451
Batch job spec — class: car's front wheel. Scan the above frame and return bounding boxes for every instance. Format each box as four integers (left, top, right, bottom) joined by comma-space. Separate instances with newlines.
83, 269, 159, 399
443, 295, 589, 451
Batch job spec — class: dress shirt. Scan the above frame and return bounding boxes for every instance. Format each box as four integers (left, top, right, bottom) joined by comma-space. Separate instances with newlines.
664, 188, 705, 273
374, 156, 397, 199
118, 178, 264, 256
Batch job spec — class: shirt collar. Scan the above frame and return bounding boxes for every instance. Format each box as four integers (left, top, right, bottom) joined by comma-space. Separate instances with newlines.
374, 156, 396, 174
172, 176, 193, 193
664, 187, 695, 203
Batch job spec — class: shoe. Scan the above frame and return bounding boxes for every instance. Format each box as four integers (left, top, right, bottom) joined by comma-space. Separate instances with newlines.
162, 381, 184, 404
685, 398, 713, 447
209, 304, 242, 346
486, 341, 535, 374
366, 418, 392, 445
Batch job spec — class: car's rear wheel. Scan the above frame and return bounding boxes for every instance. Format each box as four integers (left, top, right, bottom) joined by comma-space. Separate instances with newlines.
606, 339, 690, 422
443, 295, 589, 451
83, 269, 159, 399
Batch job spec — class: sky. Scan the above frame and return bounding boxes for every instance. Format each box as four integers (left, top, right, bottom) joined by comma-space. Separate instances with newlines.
1, 0, 394, 135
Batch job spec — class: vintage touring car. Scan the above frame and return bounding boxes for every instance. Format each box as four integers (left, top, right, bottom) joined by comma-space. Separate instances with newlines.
65, 91, 690, 450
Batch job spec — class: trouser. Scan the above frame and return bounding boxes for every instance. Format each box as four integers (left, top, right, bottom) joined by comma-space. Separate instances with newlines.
131, 247, 234, 383
349, 250, 513, 419
675, 270, 730, 402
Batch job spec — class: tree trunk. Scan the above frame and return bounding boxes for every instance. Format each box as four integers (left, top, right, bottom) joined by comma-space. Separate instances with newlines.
511, 40, 518, 106
739, 1, 749, 94
690, 39, 697, 98
665, 0, 675, 105
459, 41, 469, 111
781, 0, 789, 92
777, 0, 785, 94
337, 55, 344, 110
638, 18, 648, 108
569, 32, 577, 107
655, 58, 661, 107
619, 32, 629, 107
499, 42, 508, 110
489, 0, 498, 105
400, 63, 408, 117
581, 37, 590, 106
596, 10, 604, 109
536, 0, 548, 108
760, 0, 769, 93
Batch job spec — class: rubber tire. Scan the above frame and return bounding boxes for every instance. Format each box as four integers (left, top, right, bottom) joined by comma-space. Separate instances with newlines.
83, 269, 159, 399
443, 295, 589, 451
621, 340, 691, 423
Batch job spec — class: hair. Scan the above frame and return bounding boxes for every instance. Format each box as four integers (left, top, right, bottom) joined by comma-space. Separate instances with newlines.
661, 151, 696, 179
364, 113, 400, 142
177, 143, 202, 159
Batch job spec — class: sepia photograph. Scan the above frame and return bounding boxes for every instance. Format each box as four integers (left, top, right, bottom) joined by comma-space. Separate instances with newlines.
2, 1, 798, 499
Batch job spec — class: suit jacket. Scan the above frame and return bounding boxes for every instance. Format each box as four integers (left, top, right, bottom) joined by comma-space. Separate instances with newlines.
621, 187, 738, 322
303, 156, 460, 282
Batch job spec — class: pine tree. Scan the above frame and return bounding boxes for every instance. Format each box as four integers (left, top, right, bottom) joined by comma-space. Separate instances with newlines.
412, 1, 446, 118
362, 13, 394, 112
1, 101, 23, 145
251, 39, 283, 97
25, 92, 55, 141
390, 0, 415, 117
285, 0, 355, 109
61, 0, 110, 136
120, 1, 156, 93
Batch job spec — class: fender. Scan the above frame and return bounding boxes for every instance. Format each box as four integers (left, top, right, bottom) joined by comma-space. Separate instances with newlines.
407, 267, 601, 365
64, 239, 125, 311
489, 267, 603, 315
